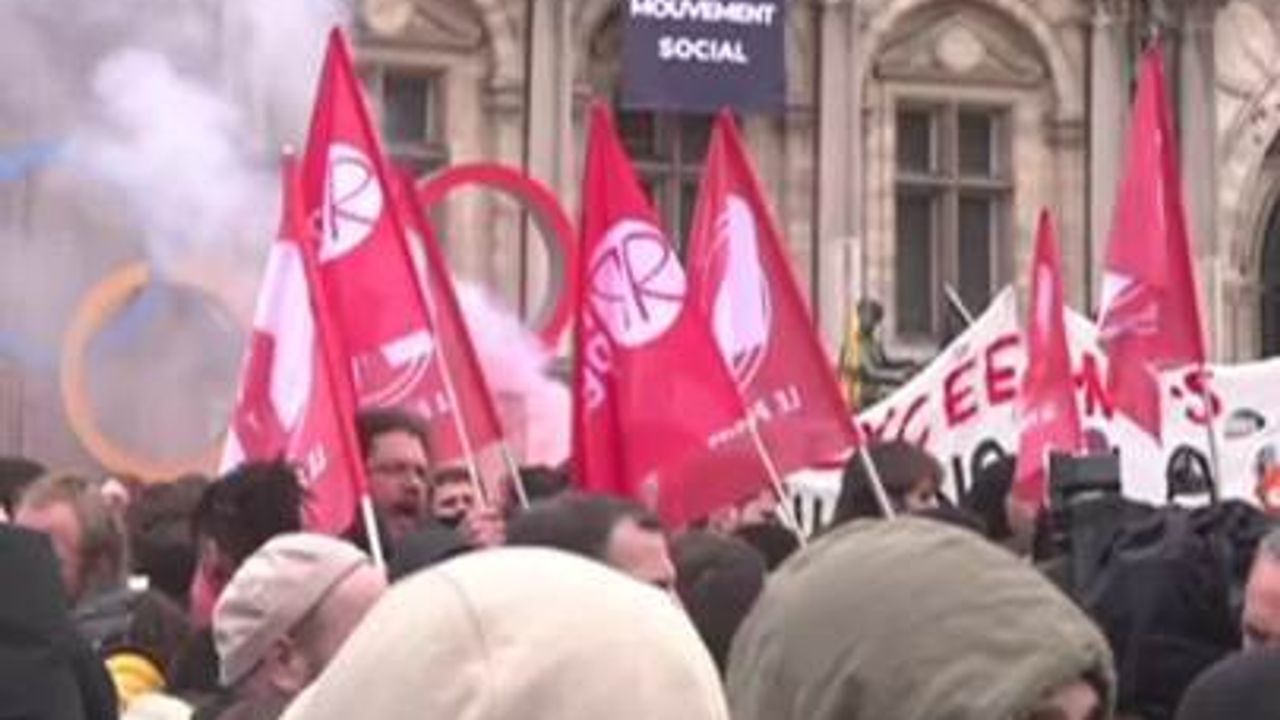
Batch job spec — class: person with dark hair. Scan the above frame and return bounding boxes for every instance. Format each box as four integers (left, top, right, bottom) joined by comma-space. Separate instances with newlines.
515, 465, 571, 503
126, 474, 208, 607
0, 454, 45, 519
672, 531, 766, 673
733, 523, 800, 571
832, 441, 944, 525
1175, 648, 1280, 720
507, 494, 675, 590
190, 462, 304, 620
419, 466, 504, 550
425, 466, 477, 529
174, 462, 304, 696
386, 522, 471, 582
355, 407, 432, 549
962, 453, 1016, 543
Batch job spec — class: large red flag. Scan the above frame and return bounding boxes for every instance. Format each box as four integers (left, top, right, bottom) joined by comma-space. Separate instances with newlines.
221, 154, 365, 534
1014, 211, 1082, 507
572, 102, 758, 525
396, 175, 506, 467
1098, 45, 1207, 438
687, 111, 859, 479
299, 28, 503, 463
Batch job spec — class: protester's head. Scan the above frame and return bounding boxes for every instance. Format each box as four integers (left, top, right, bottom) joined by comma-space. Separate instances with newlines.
387, 523, 471, 582
517, 465, 571, 503
279, 548, 729, 720
507, 494, 675, 590
425, 467, 476, 528
727, 517, 1115, 720
1175, 648, 1280, 720
15, 473, 128, 605
1243, 527, 1280, 649
213, 533, 385, 703
856, 299, 884, 333
672, 531, 767, 673
356, 407, 431, 544
833, 442, 944, 524
962, 453, 1016, 541
195, 461, 303, 590
733, 522, 800, 571
0, 455, 45, 518
125, 474, 207, 605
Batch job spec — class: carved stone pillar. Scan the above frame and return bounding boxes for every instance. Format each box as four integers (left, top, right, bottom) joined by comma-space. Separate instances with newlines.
1088, 0, 1131, 305
814, 0, 860, 341
1174, 0, 1225, 356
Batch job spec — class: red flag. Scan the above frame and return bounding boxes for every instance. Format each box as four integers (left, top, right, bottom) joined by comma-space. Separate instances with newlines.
299, 29, 502, 464
687, 111, 859, 479
572, 102, 757, 525
1098, 45, 1207, 438
1014, 211, 1082, 507
395, 175, 506, 465
221, 154, 365, 534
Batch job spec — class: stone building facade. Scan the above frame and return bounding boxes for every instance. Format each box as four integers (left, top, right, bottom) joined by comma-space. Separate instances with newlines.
362, 0, 1280, 363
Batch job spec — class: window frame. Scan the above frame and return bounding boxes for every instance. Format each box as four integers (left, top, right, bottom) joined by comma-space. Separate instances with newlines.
892, 99, 1013, 340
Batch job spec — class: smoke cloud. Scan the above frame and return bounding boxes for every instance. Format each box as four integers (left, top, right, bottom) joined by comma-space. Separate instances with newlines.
0, 0, 348, 470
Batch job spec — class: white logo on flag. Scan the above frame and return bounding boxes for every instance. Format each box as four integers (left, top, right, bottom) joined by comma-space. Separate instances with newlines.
711, 195, 771, 388
321, 142, 383, 262
589, 219, 686, 348
354, 330, 437, 407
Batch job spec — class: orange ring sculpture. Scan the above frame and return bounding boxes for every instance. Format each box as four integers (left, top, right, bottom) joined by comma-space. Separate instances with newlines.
61, 262, 225, 481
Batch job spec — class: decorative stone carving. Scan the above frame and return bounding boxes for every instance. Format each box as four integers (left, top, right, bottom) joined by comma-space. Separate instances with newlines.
876, 4, 1048, 86
361, 0, 487, 52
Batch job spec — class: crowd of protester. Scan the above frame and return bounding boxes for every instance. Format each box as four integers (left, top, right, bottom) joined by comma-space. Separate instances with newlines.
3, 409, 1280, 720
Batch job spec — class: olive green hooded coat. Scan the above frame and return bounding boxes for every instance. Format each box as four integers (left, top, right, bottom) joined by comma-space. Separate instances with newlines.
727, 517, 1116, 720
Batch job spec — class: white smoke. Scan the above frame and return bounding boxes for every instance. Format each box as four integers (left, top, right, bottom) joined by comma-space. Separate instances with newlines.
455, 282, 571, 466
0, 0, 351, 468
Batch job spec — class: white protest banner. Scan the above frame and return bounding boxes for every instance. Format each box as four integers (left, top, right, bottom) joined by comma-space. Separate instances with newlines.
849, 288, 1280, 507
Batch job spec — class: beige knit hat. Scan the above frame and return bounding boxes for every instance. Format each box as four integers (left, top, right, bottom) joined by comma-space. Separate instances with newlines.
213, 533, 370, 687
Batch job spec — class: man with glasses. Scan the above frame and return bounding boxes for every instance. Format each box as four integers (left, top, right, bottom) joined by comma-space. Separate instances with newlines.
355, 408, 433, 550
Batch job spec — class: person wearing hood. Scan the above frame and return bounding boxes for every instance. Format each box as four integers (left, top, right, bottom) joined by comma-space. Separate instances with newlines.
0, 524, 119, 720
727, 517, 1116, 720
280, 547, 729, 720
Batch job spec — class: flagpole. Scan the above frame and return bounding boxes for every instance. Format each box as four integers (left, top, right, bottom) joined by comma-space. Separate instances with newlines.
498, 441, 531, 509
396, 176, 495, 509
416, 257, 491, 509
746, 416, 807, 545
856, 444, 897, 520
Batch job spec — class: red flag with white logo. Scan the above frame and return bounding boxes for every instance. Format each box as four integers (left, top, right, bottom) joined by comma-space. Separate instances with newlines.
686, 111, 859, 478
221, 154, 364, 534
299, 28, 502, 464
572, 102, 759, 525
1098, 45, 1207, 438
1013, 210, 1082, 507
